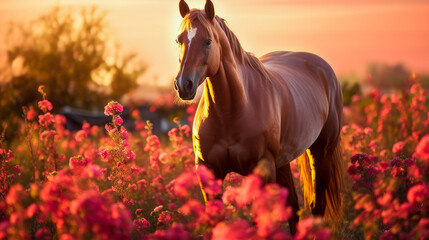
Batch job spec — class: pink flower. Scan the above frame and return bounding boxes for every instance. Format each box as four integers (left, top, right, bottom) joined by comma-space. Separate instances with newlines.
196, 165, 222, 197
414, 135, 429, 163
75, 129, 87, 142
417, 218, 429, 239
152, 224, 190, 239
104, 101, 123, 116
222, 186, 238, 205
179, 199, 204, 218
121, 140, 130, 148
144, 135, 161, 152
205, 199, 224, 217
392, 141, 405, 155
59, 234, 76, 240
6, 184, 27, 205
347, 164, 357, 175
83, 164, 105, 180
407, 184, 429, 203
295, 217, 331, 240
38, 100, 53, 112
134, 218, 150, 233
35, 227, 51, 239
38, 113, 55, 127
173, 170, 199, 198
0, 221, 10, 239
70, 192, 131, 239
102, 189, 114, 198
137, 179, 147, 189
99, 149, 112, 162
158, 212, 172, 226
212, 220, 255, 240
55, 114, 67, 126
123, 149, 136, 162
235, 174, 263, 207
252, 184, 290, 237
121, 127, 129, 139
180, 124, 191, 137
114, 116, 123, 126
27, 107, 37, 121
168, 128, 178, 138
69, 156, 91, 170
153, 205, 163, 213
168, 203, 177, 211
26, 203, 38, 218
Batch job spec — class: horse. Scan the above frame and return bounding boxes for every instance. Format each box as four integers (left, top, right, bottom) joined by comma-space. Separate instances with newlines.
174, 0, 344, 234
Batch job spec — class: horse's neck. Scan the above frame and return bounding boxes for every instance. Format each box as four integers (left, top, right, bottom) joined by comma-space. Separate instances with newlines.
203, 53, 247, 121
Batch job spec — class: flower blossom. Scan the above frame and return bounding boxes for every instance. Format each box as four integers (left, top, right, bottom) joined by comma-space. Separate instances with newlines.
414, 135, 429, 164
104, 101, 123, 116
196, 165, 222, 197
38, 100, 53, 112
114, 116, 123, 126
38, 113, 55, 127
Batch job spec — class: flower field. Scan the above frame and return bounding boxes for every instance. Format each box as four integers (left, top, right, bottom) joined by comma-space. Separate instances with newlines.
1, 76, 429, 240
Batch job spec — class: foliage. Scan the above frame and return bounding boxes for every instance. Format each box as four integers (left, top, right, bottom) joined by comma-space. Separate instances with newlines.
364, 62, 429, 91
0, 7, 145, 143
0, 74, 428, 239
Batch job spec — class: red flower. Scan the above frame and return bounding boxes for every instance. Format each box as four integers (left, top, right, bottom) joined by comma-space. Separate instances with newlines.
407, 184, 429, 203
38, 100, 53, 112
35, 227, 51, 239
27, 107, 37, 121
414, 135, 429, 164
26, 203, 38, 218
173, 170, 199, 198
392, 141, 405, 155
5, 184, 27, 205
38, 113, 55, 127
114, 116, 123, 126
196, 165, 222, 197
104, 101, 123, 116
134, 217, 150, 233
212, 220, 255, 240
180, 124, 191, 137
235, 174, 263, 207
69, 156, 91, 171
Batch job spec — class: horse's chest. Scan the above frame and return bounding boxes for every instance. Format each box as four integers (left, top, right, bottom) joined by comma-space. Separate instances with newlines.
196, 133, 265, 177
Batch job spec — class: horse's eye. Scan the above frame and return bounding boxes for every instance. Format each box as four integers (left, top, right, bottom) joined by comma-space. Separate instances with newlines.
205, 39, 212, 46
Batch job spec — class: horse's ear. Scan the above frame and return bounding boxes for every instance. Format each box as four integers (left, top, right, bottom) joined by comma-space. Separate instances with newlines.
179, 0, 190, 18
205, 0, 215, 20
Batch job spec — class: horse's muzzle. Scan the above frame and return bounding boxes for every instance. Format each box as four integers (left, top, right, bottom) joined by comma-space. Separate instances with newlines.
175, 78, 196, 100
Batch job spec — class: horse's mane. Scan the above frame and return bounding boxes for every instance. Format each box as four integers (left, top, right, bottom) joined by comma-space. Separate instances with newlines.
181, 10, 269, 79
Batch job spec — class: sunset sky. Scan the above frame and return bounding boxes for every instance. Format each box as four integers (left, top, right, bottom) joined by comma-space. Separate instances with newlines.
1, 0, 428, 87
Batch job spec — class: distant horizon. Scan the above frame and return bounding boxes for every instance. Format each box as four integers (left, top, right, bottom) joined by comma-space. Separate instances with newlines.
1, 0, 428, 87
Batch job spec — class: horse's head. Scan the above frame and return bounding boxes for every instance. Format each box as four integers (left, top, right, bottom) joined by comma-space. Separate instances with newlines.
174, 0, 221, 100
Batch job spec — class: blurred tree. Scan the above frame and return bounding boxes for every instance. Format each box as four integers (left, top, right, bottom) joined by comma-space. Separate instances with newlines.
341, 81, 362, 107
0, 7, 145, 143
365, 62, 410, 90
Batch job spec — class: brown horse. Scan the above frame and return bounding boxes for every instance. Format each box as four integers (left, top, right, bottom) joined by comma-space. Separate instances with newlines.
174, 0, 344, 234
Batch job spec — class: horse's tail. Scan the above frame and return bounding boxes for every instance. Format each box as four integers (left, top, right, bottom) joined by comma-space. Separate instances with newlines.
323, 139, 344, 223
298, 149, 315, 212
299, 139, 344, 224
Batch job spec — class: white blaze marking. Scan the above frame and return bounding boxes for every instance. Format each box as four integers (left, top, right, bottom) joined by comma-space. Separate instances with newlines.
178, 27, 198, 86
187, 27, 197, 42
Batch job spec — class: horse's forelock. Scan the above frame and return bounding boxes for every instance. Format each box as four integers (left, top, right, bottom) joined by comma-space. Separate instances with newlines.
179, 10, 214, 38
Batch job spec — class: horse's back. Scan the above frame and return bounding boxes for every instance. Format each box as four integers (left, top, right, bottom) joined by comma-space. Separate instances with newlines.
260, 51, 342, 166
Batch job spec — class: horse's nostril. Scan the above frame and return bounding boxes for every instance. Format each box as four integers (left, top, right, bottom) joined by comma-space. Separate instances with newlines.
185, 80, 193, 92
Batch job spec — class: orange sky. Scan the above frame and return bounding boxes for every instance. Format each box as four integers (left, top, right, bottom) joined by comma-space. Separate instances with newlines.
1, 0, 428, 87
